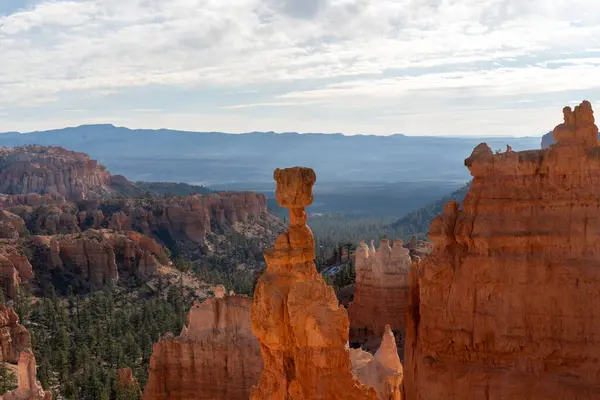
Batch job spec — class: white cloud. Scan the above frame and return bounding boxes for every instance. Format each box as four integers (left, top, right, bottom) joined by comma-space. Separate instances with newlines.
1, 0, 600, 134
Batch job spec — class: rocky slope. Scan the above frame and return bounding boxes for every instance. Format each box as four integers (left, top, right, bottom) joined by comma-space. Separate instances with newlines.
250, 167, 378, 400
143, 285, 262, 400
405, 101, 600, 399
0, 146, 141, 201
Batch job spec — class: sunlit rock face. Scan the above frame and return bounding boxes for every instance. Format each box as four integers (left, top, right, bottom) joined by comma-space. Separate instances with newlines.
143, 286, 262, 400
404, 101, 600, 399
250, 167, 377, 400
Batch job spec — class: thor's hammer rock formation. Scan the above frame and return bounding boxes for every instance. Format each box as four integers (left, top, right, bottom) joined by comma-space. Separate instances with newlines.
250, 167, 377, 400
404, 100, 600, 399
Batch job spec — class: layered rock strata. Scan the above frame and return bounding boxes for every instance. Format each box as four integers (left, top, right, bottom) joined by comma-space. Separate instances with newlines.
4, 193, 267, 245
348, 239, 412, 338
143, 286, 262, 400
0, 145, 125, 201
0, 350, 52, 400
30, 230, 168, 287
250, 167, 377, 400
405, 101, 600, 399
350, 325, 403, 400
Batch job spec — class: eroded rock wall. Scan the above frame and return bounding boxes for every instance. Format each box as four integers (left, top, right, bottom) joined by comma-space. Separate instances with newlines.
0, 146, 115, 201
143, 287, 262, 400
348, 239, 412, 339
404, 101, 600, 399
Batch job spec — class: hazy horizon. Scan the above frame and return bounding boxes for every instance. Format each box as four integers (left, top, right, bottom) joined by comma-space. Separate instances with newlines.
2, 122, 548, 138
2, 0, 600, 135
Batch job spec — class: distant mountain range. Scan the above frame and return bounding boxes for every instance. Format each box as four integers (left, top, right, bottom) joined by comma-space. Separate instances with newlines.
0, 124, 545, 217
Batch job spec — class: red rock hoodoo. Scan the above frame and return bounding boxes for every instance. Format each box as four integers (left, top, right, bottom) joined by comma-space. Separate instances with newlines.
0, 305, 30, 364
250, 167, 377, 400
350, 325, 403, 400
0, 349, 52, 400
404, 100, 600, 399
142, 286, 262, 400
348, 239, 412, 343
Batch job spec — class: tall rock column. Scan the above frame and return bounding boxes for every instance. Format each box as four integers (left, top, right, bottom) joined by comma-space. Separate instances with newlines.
348, 239, 412, 345
404, 101, 600, 399
250, 167, 376, 400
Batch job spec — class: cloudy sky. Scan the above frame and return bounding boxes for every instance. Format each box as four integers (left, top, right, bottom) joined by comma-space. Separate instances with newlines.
1, 0, 600, 135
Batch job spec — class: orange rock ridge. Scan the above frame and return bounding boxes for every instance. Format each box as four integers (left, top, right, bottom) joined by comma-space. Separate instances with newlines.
250, 167, 377, 400
143, 285, 262, 400
0, 145, 115, 201
404, 100, 600, 399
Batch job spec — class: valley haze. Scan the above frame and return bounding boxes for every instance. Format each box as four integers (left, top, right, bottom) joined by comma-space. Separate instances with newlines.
0, 123, 543, 216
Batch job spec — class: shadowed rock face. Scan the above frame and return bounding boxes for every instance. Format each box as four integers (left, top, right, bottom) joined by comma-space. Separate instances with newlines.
0, 305, 30, 364
2, 192, 267, 246
143, 287, 262, 400
348, 239, 412, 340
250, 167, 378, 400
405, 101, 600, 399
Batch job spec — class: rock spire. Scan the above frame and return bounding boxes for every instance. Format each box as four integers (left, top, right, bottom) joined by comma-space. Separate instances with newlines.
250, 167, 376, 400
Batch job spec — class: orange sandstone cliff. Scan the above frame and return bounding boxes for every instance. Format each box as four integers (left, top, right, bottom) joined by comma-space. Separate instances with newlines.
250, 167, 377, 400
348, 239, 412, 347
142, 285, 262, 400
404, 101, 600, 399
0, 145, 134, 201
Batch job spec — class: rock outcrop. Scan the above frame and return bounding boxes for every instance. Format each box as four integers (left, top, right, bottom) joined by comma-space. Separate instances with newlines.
405, 101, 600, 399
350, 325, 403, 400
0, 245, 33, 299
117, 368, 141, 397
250, 167, 377, 400
348, 239, 412, 341
4, 192, 268, 247
0, 211, 26, 239
30, 230, 168, 288
143, 286, 262, 400
541, 128, 600, 149
0, 145, 137, 201
0, 305, 30, 364
0, 350, 52, 400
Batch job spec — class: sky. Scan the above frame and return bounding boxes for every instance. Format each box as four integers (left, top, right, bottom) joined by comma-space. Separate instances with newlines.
1, 0, 600, 136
